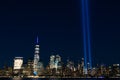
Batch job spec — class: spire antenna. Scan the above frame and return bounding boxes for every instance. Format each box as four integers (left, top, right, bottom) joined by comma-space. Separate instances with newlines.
33, 36, 40, 75
37, 36, 39, 44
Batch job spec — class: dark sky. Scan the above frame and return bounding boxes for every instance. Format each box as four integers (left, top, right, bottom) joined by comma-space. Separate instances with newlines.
0, 0, 120, 67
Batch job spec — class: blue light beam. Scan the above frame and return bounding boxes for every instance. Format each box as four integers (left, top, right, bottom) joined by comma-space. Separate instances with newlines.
85, 0, 92, 69
81, 0, 92, 69
81, 0, 87, 69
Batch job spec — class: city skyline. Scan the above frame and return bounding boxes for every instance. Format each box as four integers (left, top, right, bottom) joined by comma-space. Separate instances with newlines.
0, 0, 120, 68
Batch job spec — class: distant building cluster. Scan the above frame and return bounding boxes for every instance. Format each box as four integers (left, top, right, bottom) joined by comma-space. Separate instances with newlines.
0, 37, 120, 78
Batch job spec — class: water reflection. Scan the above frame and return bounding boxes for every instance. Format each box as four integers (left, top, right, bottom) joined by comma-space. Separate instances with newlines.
32, 79, 39, 80
12, 77, 22, 80
31, 78, 62, 80
10, 78, 99, 80
49, 78, 61, 80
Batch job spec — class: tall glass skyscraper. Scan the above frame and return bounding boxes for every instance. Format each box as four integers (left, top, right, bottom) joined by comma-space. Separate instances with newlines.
33, 36, 40, 75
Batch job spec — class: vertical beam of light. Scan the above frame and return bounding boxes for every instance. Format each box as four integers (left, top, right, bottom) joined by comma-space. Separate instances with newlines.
85, 0, 92, 69
81, 0, 87, 69
81, 0, 92, 69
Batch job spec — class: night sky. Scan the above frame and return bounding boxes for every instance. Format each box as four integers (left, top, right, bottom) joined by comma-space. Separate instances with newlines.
0, 0, 120, 67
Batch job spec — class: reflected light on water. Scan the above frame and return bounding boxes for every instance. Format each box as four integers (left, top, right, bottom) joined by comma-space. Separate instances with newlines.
12, 78, 22, 80
32, 78, 39, 80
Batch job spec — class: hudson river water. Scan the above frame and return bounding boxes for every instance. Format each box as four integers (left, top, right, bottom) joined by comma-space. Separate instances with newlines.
0, 78, 105, 80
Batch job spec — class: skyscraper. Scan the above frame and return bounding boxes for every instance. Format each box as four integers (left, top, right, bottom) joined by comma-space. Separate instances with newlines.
13, 57, 23, 75
33, 36, 40, 75
49, 55, 62, 69
50, 55, 55, 69
13, 57, 23, 70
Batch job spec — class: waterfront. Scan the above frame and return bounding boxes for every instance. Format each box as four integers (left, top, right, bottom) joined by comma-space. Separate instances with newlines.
0, 78, 110, 80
